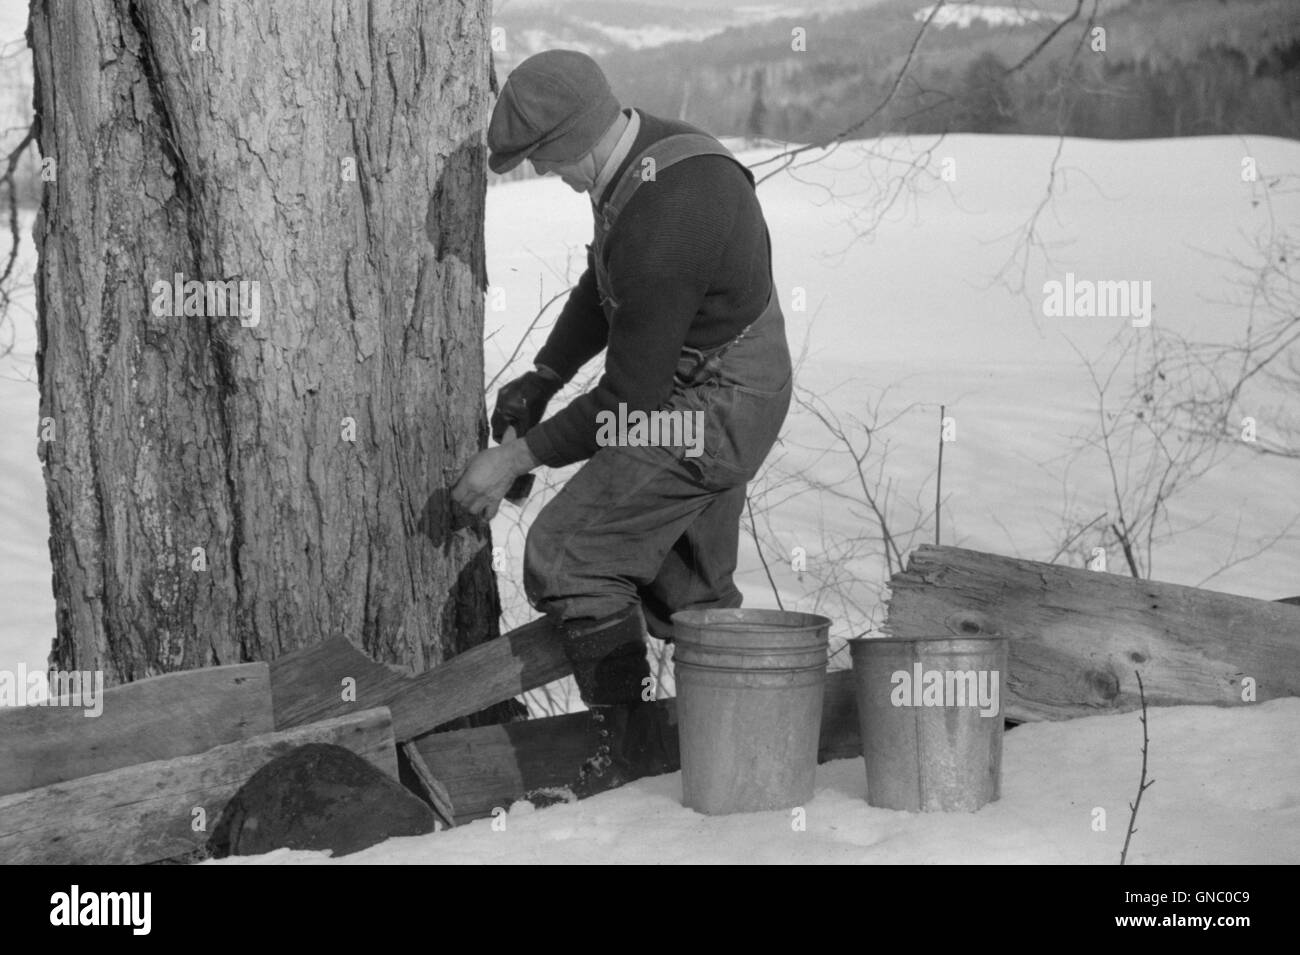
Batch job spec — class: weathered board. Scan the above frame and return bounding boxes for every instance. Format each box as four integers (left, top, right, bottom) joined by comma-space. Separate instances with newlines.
412, 670, 862, 821
411, 708, 625, 820
400, 741, 457, 829
0, 707, 397, 865
0, 663, 273, 797
269, 617, 568, 740
886, 544, 1300, 721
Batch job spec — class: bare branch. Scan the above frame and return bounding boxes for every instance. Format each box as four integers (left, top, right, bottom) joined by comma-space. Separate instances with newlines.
745, 493, 784, 611
1120, 670, 1155, 866
749, 1, 949, 187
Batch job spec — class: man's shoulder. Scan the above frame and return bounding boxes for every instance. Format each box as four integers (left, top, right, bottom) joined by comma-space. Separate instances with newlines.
618, 111, 752, 194
594, 110, 754, 233
634, 110, 713, 142
631, 111, 740, 166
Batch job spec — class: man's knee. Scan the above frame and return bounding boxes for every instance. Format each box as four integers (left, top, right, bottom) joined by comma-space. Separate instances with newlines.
523, 506, 566, 609
525, 505, 644, 621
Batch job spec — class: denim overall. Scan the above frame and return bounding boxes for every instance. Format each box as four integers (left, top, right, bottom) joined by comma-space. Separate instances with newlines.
523, 128, 793, 640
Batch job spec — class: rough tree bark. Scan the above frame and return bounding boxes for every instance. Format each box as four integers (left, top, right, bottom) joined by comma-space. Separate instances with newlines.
29, 0, 503, 683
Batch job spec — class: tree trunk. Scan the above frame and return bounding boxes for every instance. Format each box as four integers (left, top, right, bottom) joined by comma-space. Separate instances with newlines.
30, 0, 502, 683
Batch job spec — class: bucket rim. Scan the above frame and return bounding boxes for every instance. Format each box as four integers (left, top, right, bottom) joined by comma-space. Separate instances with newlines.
675, 659, 829, 675
671, 608, 833, 631
675, 642, 828, 655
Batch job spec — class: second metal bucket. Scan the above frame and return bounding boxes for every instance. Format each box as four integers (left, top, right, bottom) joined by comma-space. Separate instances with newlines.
848, 635, 1008, 812
671, 608, 831, 815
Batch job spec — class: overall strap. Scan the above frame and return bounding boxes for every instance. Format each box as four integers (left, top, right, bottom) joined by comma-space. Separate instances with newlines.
594, 127, 775, 388
599, 132, 753, 232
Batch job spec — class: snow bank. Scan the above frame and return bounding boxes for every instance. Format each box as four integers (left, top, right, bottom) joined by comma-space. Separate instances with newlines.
216, 698, 1300, 864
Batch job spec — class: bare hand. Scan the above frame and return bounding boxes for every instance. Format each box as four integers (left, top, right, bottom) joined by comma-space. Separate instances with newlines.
451, 439, 537, 521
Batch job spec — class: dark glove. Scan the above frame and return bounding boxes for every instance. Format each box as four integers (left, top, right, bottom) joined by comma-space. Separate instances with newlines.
491, 369, 562, 442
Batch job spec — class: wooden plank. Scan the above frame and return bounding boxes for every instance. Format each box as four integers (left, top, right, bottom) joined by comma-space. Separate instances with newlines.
412, 670, 862, 821
886, 544, 1300, 722
269, 637, 415, 730
401, 741, 457, 828
0, 663, 273, 797
269, 617, 569, 741
0, 707, 397, 865
413, 709, 621, 821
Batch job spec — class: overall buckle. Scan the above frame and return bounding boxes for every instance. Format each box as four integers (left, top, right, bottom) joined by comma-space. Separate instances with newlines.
674, 346, 710, 387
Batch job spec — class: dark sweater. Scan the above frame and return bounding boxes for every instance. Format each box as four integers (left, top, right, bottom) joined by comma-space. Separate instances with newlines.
525, 110, 773, 469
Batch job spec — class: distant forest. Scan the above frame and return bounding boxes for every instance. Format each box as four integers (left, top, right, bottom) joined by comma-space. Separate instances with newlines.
592, 0, 1300, 143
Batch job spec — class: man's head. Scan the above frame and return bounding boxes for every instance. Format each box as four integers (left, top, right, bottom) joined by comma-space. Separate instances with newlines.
488, 50, 621, 189
529, 153, 600, 193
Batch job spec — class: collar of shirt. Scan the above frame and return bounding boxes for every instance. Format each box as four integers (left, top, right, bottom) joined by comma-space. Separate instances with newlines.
591, 108, 641, 211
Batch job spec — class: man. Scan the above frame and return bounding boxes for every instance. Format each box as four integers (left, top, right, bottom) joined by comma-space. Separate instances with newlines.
453, 50, 791, 764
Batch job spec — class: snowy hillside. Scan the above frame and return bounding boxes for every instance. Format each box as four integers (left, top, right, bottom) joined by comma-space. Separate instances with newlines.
481, 134, 1300, 650
493, 1, 806, 67
915, 3, 1059, 29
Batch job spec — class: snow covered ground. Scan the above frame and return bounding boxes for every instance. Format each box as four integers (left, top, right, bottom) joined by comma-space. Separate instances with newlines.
914, 3, 1059, 29
221, 699, 1300, 864
2, 129, 1297, 862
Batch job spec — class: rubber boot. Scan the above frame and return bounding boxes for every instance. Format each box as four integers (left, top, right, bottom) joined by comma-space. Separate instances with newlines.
560, 605, 651, 707
560, 607, 675, 796
575, 701, 678, 799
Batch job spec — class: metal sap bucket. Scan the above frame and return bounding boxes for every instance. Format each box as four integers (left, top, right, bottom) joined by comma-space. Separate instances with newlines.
671, 609, 831, 815
848, 635, 1008, 812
